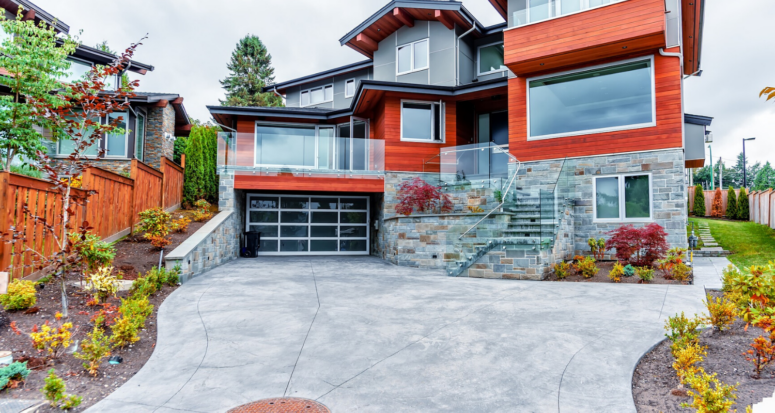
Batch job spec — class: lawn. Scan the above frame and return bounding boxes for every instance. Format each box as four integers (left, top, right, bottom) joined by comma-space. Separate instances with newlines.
688, 217, 775, 268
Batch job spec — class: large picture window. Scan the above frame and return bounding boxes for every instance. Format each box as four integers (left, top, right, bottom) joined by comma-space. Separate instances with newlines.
57, 111, 100, 157
527, 57, 655, 140
255, 124, 316, 167
400, 101, 444, 142
594, 173, 652, 222
478, 43, 506, 75
397, 39, 429, 75
510, 0, 624, 28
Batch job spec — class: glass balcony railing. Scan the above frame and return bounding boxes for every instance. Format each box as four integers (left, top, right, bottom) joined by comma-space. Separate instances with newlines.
424, 142, 512, 190
217, 132, 385, 177
510, 0, 625, 28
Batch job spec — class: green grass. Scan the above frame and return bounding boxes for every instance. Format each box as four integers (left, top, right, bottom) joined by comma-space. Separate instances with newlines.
9, 164, 43, 179
689, 217, 775, 268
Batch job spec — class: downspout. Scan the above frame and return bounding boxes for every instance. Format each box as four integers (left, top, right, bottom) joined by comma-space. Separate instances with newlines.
456, 26, 477, 86
272, 87, 285, 105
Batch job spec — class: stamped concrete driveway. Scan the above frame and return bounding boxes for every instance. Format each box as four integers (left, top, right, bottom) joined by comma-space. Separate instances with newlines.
89, 256, 707, 413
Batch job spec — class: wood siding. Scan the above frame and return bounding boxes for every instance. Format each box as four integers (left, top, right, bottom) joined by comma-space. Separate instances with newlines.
508, 52, 683, 162
234, 175, 384, 193
503, 0, 666, 76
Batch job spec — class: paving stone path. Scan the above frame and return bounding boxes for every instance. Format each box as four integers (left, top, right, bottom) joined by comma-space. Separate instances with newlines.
691, 221, 730, 256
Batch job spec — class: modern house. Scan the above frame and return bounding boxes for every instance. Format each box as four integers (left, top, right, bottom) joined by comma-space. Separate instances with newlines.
208, 0, 709, 279
0, 0, 191, 174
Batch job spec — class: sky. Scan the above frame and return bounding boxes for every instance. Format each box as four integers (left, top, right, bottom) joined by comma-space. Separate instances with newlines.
32, 0, 775, 165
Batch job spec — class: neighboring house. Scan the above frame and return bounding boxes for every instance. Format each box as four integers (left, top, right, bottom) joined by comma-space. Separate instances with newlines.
209, 0, 710, 279
0, 0, 191, 174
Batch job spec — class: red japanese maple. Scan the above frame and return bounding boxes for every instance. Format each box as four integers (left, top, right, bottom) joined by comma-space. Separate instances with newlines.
605, 223, 669, 267
395, 177, 453, 215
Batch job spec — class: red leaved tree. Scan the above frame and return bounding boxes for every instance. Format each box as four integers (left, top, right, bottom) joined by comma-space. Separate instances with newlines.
605, 223, 669, 267
395, 177, 453, 215
710, 188, 724, 218
1, 40, 143, 316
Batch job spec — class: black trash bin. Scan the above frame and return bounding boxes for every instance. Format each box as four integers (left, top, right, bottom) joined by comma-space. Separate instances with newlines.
241, 231, 261, 258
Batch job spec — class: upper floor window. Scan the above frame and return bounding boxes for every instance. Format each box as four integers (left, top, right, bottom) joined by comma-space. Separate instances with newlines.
478, 43, 506, 75
60, 58, 92, 84
400, 100, 444, 142
510, 0, 625, 28
301, 85, 333, 107
527, 57, 655, 140
397, 39, 428, 75
345, 79, 356, 98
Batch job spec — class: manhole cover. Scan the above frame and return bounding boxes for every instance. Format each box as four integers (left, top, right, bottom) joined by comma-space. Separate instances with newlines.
227, 398, 330, 413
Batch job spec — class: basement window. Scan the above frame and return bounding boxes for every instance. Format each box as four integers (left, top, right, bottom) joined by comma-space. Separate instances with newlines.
594, 173, 652, 222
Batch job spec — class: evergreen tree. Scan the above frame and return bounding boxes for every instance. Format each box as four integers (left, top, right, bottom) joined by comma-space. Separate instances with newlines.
220, 35, 283, 107
202, 126, 219, 204
725, 186, 738, 220
693, 184, 706, 216
182, 127, 206, 207
737, 187, 750, 221
752, 161, 775, 191
173, 136, 187, 165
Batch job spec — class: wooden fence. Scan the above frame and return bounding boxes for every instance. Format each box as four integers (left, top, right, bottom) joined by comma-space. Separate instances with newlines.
0, 158, 184, 280
688, 186, 775, 229
687, 187, 741, 217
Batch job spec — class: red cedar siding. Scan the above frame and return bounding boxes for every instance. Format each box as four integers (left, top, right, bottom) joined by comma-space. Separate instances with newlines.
508, 52, 683, 162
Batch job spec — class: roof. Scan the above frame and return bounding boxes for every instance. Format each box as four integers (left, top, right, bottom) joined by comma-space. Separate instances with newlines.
0, 0, 69, 33
131, 92, 191, 136
684, 114, 713, 126
262, 60, 374, 94
339, 0, 487, 58
71, 44, 155, 74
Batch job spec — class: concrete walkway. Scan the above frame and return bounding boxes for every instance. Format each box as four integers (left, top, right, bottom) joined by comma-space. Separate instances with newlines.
692, 256, 734, 290
89, 257, 708, 413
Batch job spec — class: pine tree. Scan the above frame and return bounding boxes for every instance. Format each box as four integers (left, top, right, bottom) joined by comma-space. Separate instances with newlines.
182, 127, 206, 207
737, 187, 749, 221
752, 161, 774, 191
220, 35, 283, 107
710, 188, 723, 218
725, 186, 738, 220
693, 184, 706, 216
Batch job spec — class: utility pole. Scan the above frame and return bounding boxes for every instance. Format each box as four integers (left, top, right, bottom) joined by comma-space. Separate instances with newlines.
719, 157, 723, 188
708, 144, 714, 190
743, 138, 756, 188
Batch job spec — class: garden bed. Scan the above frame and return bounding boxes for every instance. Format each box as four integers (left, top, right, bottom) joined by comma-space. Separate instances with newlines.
0, 208, 212, 411
544, 261, 693, 285
633, 293, 775, 412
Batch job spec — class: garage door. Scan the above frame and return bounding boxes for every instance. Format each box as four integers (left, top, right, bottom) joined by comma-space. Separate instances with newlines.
246, 194, 370, 255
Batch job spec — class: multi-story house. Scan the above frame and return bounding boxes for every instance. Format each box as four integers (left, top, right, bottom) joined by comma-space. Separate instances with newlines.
209, 0, 710, 279
0, 0, 191, 174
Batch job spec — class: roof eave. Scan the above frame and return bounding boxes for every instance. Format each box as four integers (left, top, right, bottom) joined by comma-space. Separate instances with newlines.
261, 59, 374, 93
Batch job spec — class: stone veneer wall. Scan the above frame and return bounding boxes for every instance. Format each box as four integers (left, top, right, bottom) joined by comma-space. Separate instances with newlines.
165, 210, 240, 283
145, 104, 176, 170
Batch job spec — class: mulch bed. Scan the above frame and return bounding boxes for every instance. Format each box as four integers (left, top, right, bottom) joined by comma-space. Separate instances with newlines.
0, 209, 211, 411
633, 291, 775, 412
544, 261, 693, 285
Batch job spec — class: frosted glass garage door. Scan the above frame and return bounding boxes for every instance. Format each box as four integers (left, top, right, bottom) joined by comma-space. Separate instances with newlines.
246, 195, 369, 255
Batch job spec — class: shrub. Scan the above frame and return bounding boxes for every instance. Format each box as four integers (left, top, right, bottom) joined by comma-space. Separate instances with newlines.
710, 188, 723, 218
30, 314, 73, 359
704, 295, 736, 332
74, 326, 111, 376
554, 262, 570, 279
90, 303, 119, 328
395, 177, 454, 215
467, 206, 484, 213
111, 296, 153, 348
608, 262, 625, 283
41, 369, 82, 409
693, 184, 706, 216
10, 164, 42, 179
170, 216, 191, 233
726, 187, 738, 220
574, 256, 599, 279
636, 266, 655, 283
588, 238, 606, 260
724, 263, 775, 324
658, 247, 688, 280
110, 316, 140, 348
737, 187, 749, 220
672, 342, 706, 384
0, 361, 30, 390
0, 279, 37, 310
605, 223, 668, 267
681, 369, 738, 413
138, 207, 171, 248
68, 232, 115, 273
85, 266, 120, 303
665, 312, 702, 354
744, 335, 775, 379
131, 267, 180, 298
191, 199, 213, 222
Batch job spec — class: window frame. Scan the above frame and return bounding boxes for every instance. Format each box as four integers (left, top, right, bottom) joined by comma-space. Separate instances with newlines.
55, 111, 102, 158
105, 111, 130, 158
396, 38, 430, 76
592, 172, 653, 223
526, 55, 657, 141
509, 0, 627, 29
477, 42, 507, 76
399, 99, 445, 143
135, 112, 146, 161
344, 78, 356, 98
300, 84, 334, 107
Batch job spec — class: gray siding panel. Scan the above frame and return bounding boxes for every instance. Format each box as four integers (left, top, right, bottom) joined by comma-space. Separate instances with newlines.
429, 21, 453, 53
374, 32, 397, 82
286, 86, 300, 107
396, 69, 429, 85
685, 123, 705, 162
477, 71, 508, 82
430, 48, 455, 86
397, 21, 430, 45
374, 63, 396, 82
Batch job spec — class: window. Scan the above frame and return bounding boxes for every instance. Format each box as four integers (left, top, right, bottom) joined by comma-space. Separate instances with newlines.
60, 58, 92, 84
396, 39, 429, 75
57, 111, 100, 157
594, 173, 651, 221
255, 124, 316, 167
300, 85, 333, 107
345, 79, 356, 98
135, 113, 146, 161
400, 101, 444, 142
527, 57, 655, 140
478, 43, 506, 75
106, 112, 128, 157
510, 0, 623, 28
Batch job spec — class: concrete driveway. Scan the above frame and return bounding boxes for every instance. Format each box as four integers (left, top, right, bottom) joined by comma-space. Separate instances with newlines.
89, 256, 707, 413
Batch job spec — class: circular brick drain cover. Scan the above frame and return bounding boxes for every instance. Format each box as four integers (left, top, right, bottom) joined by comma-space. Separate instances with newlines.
227, 398, 330, 413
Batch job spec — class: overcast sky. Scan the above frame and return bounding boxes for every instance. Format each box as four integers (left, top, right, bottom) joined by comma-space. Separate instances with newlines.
33, 0, 775, 165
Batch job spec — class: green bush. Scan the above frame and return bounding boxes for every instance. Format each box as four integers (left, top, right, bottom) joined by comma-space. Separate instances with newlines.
623, 264, 636, 278
41, 369, 82, 409
0, 361, 30, 389
182, 125, 219, 207
0, 279, 37, 310
693, 184, 706, 216
737, 187, 749, 220
75, 326, 112, 376
665, 312, 702, 354
725, 187, 738, 220
69, 232, 116, 272
10, 164, 42, 178
111, 296, 153, 348
636, 266, 655, 283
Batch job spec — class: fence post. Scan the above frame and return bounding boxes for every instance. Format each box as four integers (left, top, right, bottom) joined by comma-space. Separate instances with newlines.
0, 172, 12, 281
181, 154, 185, 168
160, 157, 167, 210
130, 160, 138, 234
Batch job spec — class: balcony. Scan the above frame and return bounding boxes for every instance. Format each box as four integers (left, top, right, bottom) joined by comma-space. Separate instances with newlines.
503, 0, 666, 75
